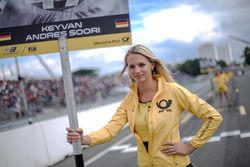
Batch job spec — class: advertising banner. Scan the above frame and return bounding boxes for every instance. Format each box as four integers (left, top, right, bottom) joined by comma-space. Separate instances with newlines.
0, 0, 132, 58
199, 58, 216, 74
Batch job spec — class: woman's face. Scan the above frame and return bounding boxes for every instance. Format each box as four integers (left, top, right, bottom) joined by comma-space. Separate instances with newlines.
126, 53, 154, 83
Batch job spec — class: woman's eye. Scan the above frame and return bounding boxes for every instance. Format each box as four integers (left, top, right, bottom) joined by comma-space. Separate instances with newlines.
138, 63, 145, 67
128, 65, 135, 69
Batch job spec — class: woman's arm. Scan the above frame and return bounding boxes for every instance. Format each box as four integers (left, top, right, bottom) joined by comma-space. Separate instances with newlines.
87, 99, 128, 145
175, 83, 223, 149
66, 97, 129, 146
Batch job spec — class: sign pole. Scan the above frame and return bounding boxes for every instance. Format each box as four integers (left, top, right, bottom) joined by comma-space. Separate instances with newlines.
58, 37, 84, 167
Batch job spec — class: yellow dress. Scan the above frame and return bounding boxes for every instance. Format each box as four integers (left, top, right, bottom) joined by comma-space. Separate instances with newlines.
226, 71, 233, 81
214, 73, 228, 93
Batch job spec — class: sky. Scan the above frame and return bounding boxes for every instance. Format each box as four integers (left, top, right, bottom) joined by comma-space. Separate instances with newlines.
1, 0, 250, 79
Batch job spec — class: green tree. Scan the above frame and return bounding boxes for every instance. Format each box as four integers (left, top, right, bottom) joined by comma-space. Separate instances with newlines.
216, 60, 227, 68
177, 59, 200, 76
72, 68, 98, 76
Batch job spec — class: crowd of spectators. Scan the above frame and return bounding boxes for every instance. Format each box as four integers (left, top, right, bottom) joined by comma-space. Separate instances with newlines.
0, 74, 129, 123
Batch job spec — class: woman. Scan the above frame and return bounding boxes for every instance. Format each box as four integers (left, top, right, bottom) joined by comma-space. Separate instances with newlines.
67, 44, 223, 167
214, 70, 232, 107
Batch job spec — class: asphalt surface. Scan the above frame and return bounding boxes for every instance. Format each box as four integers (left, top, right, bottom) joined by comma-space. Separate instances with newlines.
52, 70, 250, 167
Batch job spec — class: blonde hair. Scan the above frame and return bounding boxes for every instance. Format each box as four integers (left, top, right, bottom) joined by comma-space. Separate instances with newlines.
119, 44, 175, 83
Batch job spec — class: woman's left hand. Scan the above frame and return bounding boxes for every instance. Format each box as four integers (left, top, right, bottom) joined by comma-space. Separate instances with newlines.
160, 141, 196, 156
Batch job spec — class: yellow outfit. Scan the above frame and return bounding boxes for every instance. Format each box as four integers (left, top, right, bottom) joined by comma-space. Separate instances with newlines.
214, 73, 228, 93
226, 71, 233, 81
135, 102, 151, 141
88, 77, 223, 167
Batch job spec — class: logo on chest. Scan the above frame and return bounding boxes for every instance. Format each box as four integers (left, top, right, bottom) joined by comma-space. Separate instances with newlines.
156, 99, 172, 113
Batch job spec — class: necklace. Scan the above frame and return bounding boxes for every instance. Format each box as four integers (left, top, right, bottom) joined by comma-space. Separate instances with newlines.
138, 79, 157, 103
139, 90, 156, 103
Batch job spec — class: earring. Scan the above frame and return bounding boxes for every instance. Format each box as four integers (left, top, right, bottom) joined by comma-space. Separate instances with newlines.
152, 68, 157, 78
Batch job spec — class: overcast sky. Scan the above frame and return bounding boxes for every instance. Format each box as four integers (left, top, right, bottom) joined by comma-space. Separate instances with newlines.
1, 0, 250, 79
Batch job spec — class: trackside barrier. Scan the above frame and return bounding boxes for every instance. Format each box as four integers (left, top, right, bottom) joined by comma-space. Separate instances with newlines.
0, 102, 120, 167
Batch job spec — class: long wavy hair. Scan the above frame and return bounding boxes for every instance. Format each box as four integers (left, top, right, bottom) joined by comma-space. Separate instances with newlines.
119, 44, 175, 83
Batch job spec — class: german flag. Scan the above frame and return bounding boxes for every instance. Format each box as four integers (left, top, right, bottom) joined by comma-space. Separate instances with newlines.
0, 32, 11, 41
115, 19, 129, 28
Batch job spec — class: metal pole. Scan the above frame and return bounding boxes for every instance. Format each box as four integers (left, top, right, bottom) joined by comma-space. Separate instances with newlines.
14, 57, 32, 124
58, 37, 84, 167
208, 71, 215, 103
1, 64, 6, 81
35, 55, 57, 80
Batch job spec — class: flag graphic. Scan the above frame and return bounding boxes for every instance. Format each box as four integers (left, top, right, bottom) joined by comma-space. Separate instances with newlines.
115, 19, 129, 28
0, 32, 11, 41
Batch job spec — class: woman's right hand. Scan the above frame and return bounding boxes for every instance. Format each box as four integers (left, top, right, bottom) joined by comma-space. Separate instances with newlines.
66, 127, 90, 145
